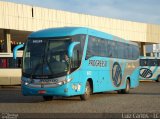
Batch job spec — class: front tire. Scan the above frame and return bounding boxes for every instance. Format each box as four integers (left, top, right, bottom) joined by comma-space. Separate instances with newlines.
43, 96, 53, 101
156, 76, 160, 82
80, 81, 92, 101
121, 80, 130, 94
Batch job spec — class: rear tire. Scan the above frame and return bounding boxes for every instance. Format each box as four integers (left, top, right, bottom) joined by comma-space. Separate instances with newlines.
121, 80, 130, 94
43, 96, 53, 101
80, 81, 92, 101
156, 76, 160, 82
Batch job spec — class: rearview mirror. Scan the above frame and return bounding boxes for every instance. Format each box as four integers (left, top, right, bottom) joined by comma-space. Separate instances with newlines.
68, 42, 80, 58
13, 44, 25, 60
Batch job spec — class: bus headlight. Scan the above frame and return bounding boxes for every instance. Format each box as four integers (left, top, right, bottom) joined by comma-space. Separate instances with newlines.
24, 82, 29, 85
57, 82, 63, 85
57, 78, 72, 86
22, 78, 31, 85
66, 78, 72, 82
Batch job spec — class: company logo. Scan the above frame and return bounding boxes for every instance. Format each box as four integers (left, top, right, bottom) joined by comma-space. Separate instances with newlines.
40, 79, 58, 83
112, 62, 122, 87
89, 60, 107, 67
140, 68, 153, 78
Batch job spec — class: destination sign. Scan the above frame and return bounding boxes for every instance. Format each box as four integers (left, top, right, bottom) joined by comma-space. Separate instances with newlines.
32, 40, 43, 43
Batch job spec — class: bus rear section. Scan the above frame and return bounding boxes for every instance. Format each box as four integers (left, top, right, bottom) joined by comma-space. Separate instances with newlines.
21, 27, 140, 101
139, 57, 160, 82
83, 35, 140, 95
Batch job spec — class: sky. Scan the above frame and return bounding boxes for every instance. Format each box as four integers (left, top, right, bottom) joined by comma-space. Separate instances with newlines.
2, 0, 160, 25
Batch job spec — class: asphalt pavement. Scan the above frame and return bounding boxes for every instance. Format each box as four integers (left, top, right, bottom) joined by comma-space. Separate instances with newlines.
0, 81, 159, 118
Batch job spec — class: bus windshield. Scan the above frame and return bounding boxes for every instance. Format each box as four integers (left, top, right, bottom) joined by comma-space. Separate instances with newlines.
23, 38, 71, 78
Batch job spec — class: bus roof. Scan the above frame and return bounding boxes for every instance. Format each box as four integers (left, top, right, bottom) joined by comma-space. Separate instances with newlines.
29, 27, 138, 46
29, 27, 88, 38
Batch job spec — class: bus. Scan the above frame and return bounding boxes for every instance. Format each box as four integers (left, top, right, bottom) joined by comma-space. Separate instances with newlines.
0, 51, 23, 85
21, 27, 140, 101
139, 57, 160, 82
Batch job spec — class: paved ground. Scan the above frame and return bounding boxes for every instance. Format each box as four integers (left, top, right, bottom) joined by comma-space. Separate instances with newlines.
0, 81, 160, 118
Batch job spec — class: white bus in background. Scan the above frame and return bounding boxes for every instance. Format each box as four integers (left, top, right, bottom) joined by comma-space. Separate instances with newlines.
0, 51, 23, 85
139, 57, 160, 82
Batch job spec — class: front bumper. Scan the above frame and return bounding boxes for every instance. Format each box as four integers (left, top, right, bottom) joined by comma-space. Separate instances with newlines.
21, 84, 70, 96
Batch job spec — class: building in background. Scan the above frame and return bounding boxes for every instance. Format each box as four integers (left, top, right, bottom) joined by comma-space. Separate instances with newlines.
0, 1, 160, 56
146, 44, 160, 57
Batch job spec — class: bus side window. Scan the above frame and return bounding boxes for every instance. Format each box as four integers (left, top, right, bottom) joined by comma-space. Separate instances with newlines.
108, 40, 117, 58
128, 45, 132, 59
108, 40, 112, 57
148, 59, 155, 66
104, 40, 109, 57
144, 60, 147, 66
140, 59, 142, 66
132, 45, 139, 60
117, 42, 124, 59
152, 59, 158, 66
71, 34, 86, 70
112, 41, 117, 58
148, 59, 151, 66
86, 36, 99, 58
99, 39, 108, 57
71, 45, 81, 71
158, 59, 160, 66
123, 44, 128, 59
140, 59, 147, 66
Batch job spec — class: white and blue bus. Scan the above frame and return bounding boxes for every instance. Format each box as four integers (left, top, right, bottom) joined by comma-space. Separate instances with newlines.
22, 27, 140, 101
139, 57, 160, 82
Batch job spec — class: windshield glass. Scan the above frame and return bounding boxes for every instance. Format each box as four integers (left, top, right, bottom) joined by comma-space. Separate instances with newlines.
23, 38, 71, 78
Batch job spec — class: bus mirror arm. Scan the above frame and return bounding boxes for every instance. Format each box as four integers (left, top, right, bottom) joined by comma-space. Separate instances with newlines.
13, 44, 25, 60
68, 42, 80, 58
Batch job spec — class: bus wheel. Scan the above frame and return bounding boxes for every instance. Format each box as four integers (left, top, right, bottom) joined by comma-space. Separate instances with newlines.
156, 76, 160, 82
80, 81, 92, 101
43, 96, 53, 101
121, 80, 130, 94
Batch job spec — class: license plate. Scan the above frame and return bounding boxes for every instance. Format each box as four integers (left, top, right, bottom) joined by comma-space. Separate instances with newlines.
38, 90, 46, 94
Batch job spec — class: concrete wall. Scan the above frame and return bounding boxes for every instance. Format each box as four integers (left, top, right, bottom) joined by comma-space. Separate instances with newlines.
0, 1, 160, 43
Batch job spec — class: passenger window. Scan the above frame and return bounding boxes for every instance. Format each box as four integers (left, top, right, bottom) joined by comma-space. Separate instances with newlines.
132, 45, 139, 60
158, 59, 160, 66
140, 59, 147, 66
99, 39, 108, 57
108, 40, 113, 57
117, 42, 124, 59
86, 36, 99, 58
124, 45, 128, 59
128, 45, 132, 59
